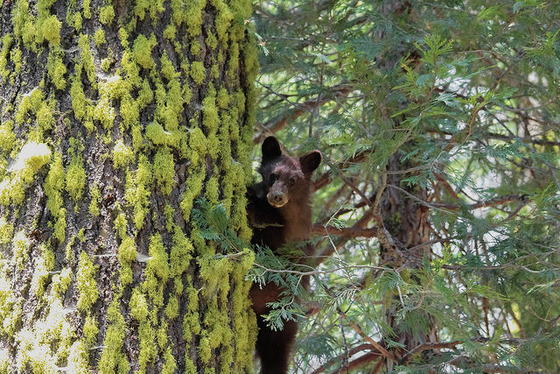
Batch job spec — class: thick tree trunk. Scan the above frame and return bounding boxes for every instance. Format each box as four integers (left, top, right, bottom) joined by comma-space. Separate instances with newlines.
374, 0, 436, 370
0, 0, 257, 372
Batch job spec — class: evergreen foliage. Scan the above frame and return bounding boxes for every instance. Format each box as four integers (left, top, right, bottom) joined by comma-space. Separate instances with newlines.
253, 0, 560, 372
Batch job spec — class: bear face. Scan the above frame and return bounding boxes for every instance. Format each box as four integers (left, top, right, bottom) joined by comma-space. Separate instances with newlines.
258, 136, 322, 209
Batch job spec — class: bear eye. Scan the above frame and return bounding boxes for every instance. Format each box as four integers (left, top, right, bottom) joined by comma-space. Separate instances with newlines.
289, 178, 296, 187
269, 173, 278, 184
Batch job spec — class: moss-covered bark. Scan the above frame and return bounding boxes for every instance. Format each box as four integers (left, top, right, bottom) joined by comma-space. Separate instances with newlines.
0, 0, 258, 372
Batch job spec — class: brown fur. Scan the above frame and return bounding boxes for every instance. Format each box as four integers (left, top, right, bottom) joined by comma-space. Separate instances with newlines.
247, 137, 321, 374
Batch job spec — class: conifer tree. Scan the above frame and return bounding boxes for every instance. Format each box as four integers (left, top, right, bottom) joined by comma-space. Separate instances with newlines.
254, 0, 560, 372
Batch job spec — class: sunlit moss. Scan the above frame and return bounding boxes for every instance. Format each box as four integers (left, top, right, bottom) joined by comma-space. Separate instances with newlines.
0, 34, 13, 80
138, 320, 157, 372
133, 34, 156, 70
162, 347, 177, 374
94, 29, 106, 47
190, 61, 205, 84
130, 287, 149, 321
99, 3, 115, 25
70, 76, 87, 121
12, 230, 30, 270
153, 147, 175, 195
0, 120, 16, 152
99, 300, 130, 373
67, 340, 89, 374
78, 35, 96, 84
76, 251, 99, 311
89, 184, 101, 216
40, 15, 61, 46
66, 153, 86, 203
0, 216, 14, 244
52, 267, 72, 297
47, 49, 67, 90
169, 226, 193, 279
83, 315, 98, 346
112, 140, 134, 169
83, 0, 92, 18
125, 155, 152, 229
180, 165, 205, 222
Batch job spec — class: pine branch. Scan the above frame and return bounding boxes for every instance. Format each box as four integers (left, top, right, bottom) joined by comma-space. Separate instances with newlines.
254, 85, 353, 143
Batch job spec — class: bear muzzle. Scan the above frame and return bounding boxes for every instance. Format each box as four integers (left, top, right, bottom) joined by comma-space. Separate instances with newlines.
267, 191, 288, 208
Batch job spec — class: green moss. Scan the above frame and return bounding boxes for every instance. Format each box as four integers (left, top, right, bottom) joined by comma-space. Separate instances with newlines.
101, 57, 112, 72
94, 29, 106, 47
190, 61, 205, 85
133, 34, 156, 70
66, 154, 86, 203
99, 300, 130, 373
184, 0, 206, 36
83, 315, 99, 346
76, 252, 99, 311
94, 94, 116, 130
118, 236, 136, 263
160, 52, 178, 81
180, 164, 205, 221
118, 27, 129, 48
153, 148, 175, 195
146, 234, 170, 283
15, 94, 32, 124
67, 341, 89, 374
0, 216, 14, 244
36, 101, 55, 131
129, 287, 149, 321
89, 184, 101, 216
113, 207, 127, 240
12, 230, 30, 270
78, 35, 96, 84
137, 78, 154, 109
202, 93, 219, 132
0, 34, 13, 80
41, 15, 61, 46
11, 46, 22, 73
99, 4, 116, 25
162, 347, 177, 374
163, 24, 176, 41
120, 92, 139, 128
112, 140, 134, 169
70, 76, 87, 121
52, 267, 72, 297
83, 0, 92, 18
188, 127, 207, 165
53, 208, 67, 242
138, 321, 157, 372
0, 142, 51, 206
170, 226, 193, 278
0, 120, 16, 152
145, 121, 169, 146
124, 155, 152, 229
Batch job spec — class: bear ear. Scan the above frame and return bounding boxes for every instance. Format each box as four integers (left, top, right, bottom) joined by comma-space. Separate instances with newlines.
300, 150, 322, 175
262, 136, 282, 159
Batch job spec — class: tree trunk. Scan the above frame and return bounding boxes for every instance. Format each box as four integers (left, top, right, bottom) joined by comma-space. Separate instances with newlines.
375, 1, 436, 370
0, 0, 257, 372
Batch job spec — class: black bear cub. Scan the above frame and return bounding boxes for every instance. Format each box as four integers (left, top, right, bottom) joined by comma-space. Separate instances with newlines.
247, 136, 321, 374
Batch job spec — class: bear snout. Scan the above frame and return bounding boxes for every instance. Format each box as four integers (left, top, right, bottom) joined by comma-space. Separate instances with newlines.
267, 191, 288, 208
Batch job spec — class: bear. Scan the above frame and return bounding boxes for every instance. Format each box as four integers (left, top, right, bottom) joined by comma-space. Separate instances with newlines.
247, 136, 322, 374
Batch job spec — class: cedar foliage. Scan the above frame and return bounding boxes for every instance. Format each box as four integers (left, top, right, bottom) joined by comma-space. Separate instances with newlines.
253, 0, 560, 372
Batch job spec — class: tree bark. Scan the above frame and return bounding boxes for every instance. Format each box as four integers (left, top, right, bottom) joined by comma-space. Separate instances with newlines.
0, 0, 257, 372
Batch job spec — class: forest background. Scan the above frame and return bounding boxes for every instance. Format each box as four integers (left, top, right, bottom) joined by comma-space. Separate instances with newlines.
0, 0, 558, 373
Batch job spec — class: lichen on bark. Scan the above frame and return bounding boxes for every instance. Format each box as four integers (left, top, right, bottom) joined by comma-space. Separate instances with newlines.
0, 0, 257, 371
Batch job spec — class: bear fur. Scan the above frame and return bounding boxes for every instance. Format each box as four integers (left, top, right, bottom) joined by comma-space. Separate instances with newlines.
247, 136, 321, 374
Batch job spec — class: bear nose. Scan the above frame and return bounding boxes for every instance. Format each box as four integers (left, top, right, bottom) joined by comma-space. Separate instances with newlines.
268, 192, 286, 207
